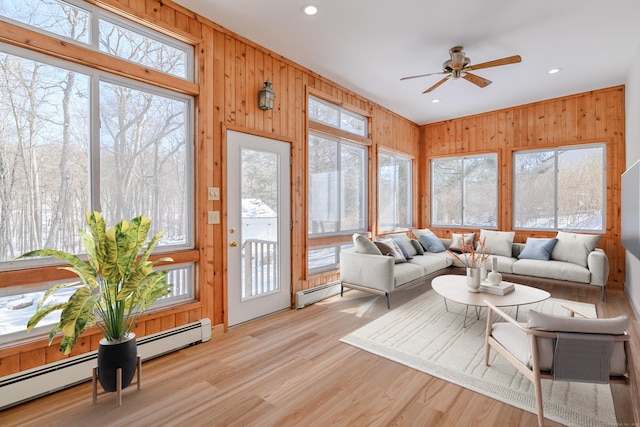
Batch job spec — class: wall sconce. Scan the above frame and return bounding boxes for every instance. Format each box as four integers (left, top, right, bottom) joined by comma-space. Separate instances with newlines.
258, 79, 275, 110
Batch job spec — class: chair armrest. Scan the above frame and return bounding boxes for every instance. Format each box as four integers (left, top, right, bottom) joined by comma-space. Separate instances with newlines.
484, 301, 530, 332
340, 251, 395, 293
587, 248, 609, 287
560, 303, 594, 319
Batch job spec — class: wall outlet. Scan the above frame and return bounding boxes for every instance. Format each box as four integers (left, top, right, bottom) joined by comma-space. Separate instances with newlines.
208, 211, 220, 224
207, 187, 220, 200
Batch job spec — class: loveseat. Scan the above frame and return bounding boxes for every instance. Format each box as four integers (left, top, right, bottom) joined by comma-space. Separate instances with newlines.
340, 229, 609, 308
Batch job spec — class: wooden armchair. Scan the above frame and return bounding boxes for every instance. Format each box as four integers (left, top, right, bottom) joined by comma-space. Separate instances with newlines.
484, 301, 630, 426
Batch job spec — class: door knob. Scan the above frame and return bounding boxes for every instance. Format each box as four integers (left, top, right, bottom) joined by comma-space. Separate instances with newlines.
229, 241, 238, 247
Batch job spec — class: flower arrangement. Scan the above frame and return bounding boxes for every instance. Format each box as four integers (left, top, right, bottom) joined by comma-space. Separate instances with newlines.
447, 236, 489, 269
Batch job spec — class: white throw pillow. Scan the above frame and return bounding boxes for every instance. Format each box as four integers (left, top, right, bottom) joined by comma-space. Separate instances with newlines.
352, 233, 382, 255
550, 231, 601, 267
479, 230, 515, 257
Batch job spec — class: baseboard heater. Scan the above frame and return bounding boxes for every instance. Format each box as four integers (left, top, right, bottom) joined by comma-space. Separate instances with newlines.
0, 318, 211, 410
295, 281, 342, 309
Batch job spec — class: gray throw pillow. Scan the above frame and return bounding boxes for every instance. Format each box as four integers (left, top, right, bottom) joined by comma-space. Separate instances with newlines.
551, 231, 602, 267
352, 233, 382, 255
414, 228, 446, 253
410, 239, 425, 255
375, 239, 407, 263
518, 238, 558, 261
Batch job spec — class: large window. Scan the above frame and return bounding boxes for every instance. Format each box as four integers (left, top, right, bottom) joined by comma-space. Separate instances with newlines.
378, 151, 412, 230
431, 154, 498, 228
513, 145, 605, 231
308, 132, 367, 235
308, 95, 367, 137
0, 1, 195, 344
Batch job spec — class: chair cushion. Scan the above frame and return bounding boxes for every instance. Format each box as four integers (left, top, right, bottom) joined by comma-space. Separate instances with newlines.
527, 310, 629, 334
480, 230, 515, 257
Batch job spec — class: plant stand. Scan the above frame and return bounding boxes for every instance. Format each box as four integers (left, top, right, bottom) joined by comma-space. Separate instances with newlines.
92, 356, 142, 406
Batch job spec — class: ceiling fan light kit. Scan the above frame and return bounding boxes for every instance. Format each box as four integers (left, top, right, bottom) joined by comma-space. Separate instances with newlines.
401, 46, 522, 94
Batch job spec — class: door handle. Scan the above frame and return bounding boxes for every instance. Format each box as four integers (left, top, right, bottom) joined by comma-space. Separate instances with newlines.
229, 241, 238, 247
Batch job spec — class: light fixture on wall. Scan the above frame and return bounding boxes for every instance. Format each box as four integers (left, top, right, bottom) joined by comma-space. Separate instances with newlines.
258, 79, 275, 110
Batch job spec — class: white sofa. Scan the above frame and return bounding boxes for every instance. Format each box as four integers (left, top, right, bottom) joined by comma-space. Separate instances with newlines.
340, 230, 609, 308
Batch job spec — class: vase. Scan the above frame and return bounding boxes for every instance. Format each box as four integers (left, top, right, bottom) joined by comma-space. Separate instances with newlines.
466, 267, 481, 292
487, 256, 502, 286
97, 333, 137, 392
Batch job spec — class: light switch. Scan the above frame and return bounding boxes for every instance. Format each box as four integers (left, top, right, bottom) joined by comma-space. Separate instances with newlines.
207, 187, 220, 201
208, 211, 220, 224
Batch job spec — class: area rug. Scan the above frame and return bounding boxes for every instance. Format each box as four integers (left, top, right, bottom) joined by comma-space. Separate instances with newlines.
340, 290, 616, 427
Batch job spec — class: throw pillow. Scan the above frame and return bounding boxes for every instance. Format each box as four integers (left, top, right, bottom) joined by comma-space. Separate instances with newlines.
479, 229, 515, 257
389, 233, 417, 257
410, 239, 425, 255
413, 228, 446, 253
518, 238, 558, 261
375, 239, 407, 263
449, 232, 476, 253
551, 231, 602, 267
352, 233, 382, 255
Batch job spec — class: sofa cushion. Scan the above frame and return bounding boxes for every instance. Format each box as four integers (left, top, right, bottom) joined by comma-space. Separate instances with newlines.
449, 232, 476, 253
413, 228, 446, 253
551, 231, 602, 267
480, 230, 515, 257
518, 237, 558, 261
393, 262, 428, 288
410, 239, 425, 255
375, 238, 407, 263
353, 234, 382, 255
489, 255, 519, 274
407, 253, 451, 274
512, 259, 590, 283
389, 233, 417, 257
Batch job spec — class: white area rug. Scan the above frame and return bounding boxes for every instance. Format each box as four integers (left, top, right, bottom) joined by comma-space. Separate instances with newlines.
340, 290, 616, 427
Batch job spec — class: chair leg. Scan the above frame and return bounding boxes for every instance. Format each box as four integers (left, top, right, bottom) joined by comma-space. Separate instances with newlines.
601, 287, 606, 302
385, 292, 390, 309
532, 372, 544, 426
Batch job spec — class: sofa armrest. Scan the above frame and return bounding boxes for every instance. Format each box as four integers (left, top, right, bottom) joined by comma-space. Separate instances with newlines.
587, 248, 609, 287
340, 251, 395, 293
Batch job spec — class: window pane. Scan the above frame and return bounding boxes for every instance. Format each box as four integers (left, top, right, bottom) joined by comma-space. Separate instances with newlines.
99, 19, 188, 79
379, 153, 412, 230
340, 144, 366, 231
99, 81, 189, 245
308, 95, 367, 137
308, 247, 338, 274
464, 156, 497, 227
308, 97, 338, 127
308, 134, 338, 234
513, 146, 605, 231
557, 147, 604, 230
340, 110, 366, 137
0, 52, 90, 262
432, 159, 463, 226
513, 151, 555, 229
0, 0, 90, 44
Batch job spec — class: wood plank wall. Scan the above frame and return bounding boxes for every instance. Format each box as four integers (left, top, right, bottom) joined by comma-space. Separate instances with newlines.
0, 0, 420, 376
420, 86, 626, 287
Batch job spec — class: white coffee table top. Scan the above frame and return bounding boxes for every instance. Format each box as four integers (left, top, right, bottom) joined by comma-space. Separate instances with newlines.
431, 274, 550, 308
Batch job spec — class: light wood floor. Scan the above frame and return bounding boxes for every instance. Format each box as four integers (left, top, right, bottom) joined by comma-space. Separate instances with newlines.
2, 280, 639, 427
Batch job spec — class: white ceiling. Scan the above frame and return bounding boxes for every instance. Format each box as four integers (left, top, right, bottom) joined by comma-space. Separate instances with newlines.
174, 0, 640, 125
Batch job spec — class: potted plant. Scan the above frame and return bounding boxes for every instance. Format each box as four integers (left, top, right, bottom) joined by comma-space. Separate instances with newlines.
19, 211, 172, 392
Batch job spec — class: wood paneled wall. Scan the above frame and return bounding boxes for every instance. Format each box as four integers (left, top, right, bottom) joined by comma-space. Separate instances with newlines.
0, 0, 420, 376
420, 86, 626, 287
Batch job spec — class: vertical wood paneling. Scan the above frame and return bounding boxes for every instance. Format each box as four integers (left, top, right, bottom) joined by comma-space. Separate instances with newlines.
421, 87, 626, 287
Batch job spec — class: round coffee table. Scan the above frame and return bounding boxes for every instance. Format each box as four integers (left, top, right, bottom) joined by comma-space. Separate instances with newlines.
431, 274, 550, 327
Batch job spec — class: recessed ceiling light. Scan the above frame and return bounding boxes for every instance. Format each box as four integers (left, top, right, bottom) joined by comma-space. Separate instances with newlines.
302, 4, 318, 15
431, 99, 440, 103
547, 68, 562, 74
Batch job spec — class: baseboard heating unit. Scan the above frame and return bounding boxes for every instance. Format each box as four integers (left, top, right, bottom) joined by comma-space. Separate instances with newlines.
0, 318, 211, 410
295, 281, 342, 309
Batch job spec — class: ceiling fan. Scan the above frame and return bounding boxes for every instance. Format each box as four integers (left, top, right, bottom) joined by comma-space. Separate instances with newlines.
401, 46, 522, 93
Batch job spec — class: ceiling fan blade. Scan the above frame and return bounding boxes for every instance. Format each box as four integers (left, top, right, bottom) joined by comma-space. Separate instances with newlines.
467, 55, 522, 71
462, 72, 492, 88
400, 71, 446, 81
423, 75, 451, 93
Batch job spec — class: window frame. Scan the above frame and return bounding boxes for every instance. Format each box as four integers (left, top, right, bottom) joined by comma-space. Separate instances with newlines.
378, 149, 413, 232
512, 143, 606, 233
430, 153, 499, 229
